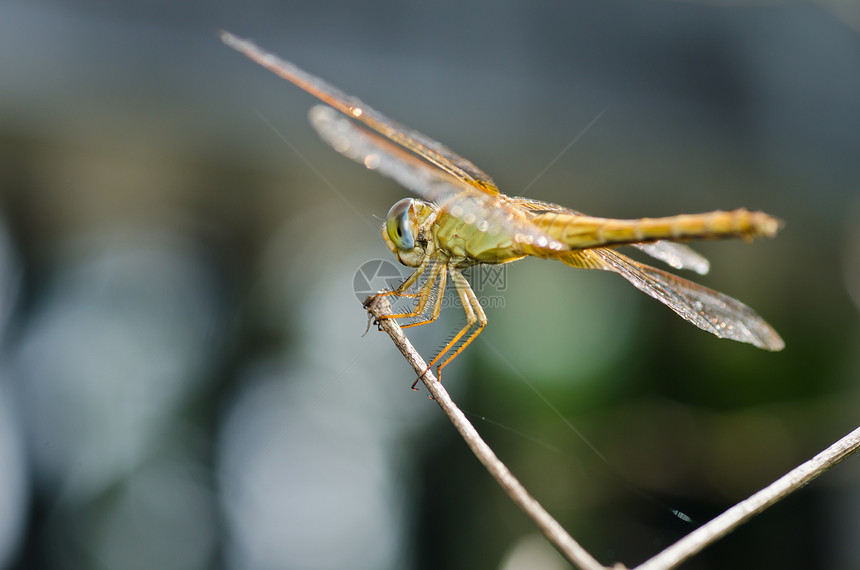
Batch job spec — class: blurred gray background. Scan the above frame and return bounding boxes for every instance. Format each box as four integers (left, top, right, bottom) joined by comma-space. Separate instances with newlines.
0, 1, 858, 569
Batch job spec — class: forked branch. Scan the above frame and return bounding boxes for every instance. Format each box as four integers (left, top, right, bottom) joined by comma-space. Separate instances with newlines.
365, 295, 860, 570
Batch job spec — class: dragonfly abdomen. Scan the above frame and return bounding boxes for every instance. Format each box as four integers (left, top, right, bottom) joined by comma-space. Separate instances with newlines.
533, 208, 781, 250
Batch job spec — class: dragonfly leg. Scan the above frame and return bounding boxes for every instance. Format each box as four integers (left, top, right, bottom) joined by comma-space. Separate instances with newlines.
368, 258, 432, 319
370, 258, 449, 325
380, 260, 444, 321
405, 264, 450, 390
370, 257, 428, 302
421, 267, 487, 382
401, 262, 447, 329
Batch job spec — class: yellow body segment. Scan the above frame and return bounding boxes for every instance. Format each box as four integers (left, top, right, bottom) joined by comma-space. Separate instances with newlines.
428, 204, 781, 264
530, 208, 780, 251
431, 211, 525, 264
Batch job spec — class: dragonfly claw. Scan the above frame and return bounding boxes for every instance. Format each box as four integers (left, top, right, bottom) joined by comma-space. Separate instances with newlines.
362, 294, 378, 310
411, 364, 441, 391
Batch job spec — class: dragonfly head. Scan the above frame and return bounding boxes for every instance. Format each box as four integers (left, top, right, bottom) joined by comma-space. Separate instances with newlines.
383, 198, 433, 267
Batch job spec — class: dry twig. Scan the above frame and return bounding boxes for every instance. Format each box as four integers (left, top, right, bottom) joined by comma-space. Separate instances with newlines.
365, 295, 607, 570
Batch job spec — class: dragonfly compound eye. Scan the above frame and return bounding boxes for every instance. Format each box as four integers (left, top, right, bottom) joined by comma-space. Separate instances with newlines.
385, 198, 415, 250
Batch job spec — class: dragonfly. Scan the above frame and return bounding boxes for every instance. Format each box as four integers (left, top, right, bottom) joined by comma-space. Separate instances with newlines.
221, 31, 784, 379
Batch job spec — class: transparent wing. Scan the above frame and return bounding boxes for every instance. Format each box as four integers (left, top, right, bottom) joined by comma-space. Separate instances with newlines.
634, 242, 710, 275
560, 248, 783, 350
510, 196, 710, 274
220, 31, 499, 194
309, 105, 565, 250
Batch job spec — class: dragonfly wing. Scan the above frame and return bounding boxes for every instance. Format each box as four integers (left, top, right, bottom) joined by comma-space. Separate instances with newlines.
511, 196, 710, 274
310, 105, 565, 250
220, 32, 499, 194
561, 248, 783, 350
509, 197, 580, 215
634, 242, 710, 275
311, 105, 473, 203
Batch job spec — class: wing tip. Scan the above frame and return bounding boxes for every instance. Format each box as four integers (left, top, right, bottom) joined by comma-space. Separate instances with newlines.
218, 29, 242, 48
719, 321, 785, 352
